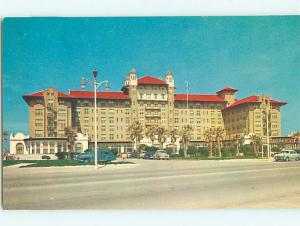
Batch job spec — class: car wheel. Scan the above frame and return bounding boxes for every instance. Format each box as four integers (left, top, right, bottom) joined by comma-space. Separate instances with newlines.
296, 157, 299, 161
286, 157, 289, 162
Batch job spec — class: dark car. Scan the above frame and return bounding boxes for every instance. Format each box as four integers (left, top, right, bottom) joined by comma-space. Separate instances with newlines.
130, 152, 140, 159
77, 149, 116, 163
144, 150, 156, 160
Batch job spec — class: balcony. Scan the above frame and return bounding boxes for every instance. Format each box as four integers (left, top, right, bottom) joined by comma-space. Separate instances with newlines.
145, 106, 160, 110
145, 112, 161, 118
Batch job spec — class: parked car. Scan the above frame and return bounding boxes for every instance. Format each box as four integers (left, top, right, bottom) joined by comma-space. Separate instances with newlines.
77, 150, 116, 163
274, 150, 300, 162
154, 150, 170, 160
130, 152, 140, 159
126, 152, 133, 158
144, 150, 156, 160
139, 151, 146, 159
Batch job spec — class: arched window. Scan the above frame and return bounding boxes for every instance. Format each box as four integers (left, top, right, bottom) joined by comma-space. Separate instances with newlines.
75, 143, 83, 152
16, 143, 24, 154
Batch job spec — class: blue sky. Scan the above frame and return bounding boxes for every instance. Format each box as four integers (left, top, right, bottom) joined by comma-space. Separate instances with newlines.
3, 16, 300, 135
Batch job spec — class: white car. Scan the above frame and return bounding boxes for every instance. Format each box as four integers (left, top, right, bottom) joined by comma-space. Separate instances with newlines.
154, 150, 170, 160
274, 150, 300, 162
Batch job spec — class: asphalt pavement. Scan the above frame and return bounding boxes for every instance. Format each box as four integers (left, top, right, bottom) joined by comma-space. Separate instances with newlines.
2, 159, 300, 209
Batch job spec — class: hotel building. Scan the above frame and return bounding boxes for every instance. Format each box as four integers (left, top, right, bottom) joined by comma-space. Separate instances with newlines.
18, 69, 287, 154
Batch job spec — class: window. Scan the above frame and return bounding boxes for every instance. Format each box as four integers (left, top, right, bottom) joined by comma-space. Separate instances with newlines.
75, 143, 83, 152
16, 143, 24, 154
175, 118, 179, 123
49, 142, 55, 154
36, 142, 41, 154
58, 120, 66, 128
43, 142, 48, 154
109, 134, 114, 140
35, 119, 43, 127
84, 108, 89, 114
35, 109, 43, 116
35, 130, 43, 138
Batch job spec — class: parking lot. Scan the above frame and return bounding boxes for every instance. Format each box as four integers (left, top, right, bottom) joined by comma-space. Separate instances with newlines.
3, 159, 300, 209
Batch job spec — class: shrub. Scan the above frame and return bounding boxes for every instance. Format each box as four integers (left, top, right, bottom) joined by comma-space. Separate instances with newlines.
42, 155, 51, 160
165, 147, 174, 156
55, 152, 68, 160
240, 144, 256, 157
221, 147, 236, 158
198, 147, 209, 158
144, 146, 158, 152
138, 144, 148, 152
178, 148, 184, 157
110, 148, 118, 156
187, 146, 197, 156
271, 146, 281, 154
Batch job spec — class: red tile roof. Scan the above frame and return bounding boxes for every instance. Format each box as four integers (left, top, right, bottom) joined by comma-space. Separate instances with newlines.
138, 76, 167, 85
23, 90, 72, 100
216, 87, 238, 94
175, 94, 226, 103
69, 90, 130, 100
223, 95, 287, 110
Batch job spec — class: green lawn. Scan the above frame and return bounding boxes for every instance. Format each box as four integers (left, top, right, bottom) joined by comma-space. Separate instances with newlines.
2, 160, 134, 168
170, 156, 262, 160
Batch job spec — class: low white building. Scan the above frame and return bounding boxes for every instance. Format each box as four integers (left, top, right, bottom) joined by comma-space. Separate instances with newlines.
10, 132, 89, 159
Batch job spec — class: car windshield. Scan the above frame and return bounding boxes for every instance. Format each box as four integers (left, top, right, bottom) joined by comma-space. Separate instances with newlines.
281, 151, 289, 154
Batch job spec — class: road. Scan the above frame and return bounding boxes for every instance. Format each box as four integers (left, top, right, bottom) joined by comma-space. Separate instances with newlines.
2, 159, 300, 209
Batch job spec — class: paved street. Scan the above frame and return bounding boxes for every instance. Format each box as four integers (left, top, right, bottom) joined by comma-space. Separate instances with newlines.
2, 159, 300, 209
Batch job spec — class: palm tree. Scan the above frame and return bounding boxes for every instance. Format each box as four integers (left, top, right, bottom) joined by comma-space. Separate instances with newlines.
292, 131, 300, 146
249, 133, 260, 157
215, 127, 225, 157
145, 126, 157, 147
169, 128, 178, 154
156, 126, 167, 149
233, 134, 242, 156
64, 127, 77, 159
127, 120, 144, 151
204, 128, 214, 157
179, 125, 193, 158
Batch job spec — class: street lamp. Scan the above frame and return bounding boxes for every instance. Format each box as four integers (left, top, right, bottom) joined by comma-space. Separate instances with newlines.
260, 95, 271, 159
81, 69, 109, 169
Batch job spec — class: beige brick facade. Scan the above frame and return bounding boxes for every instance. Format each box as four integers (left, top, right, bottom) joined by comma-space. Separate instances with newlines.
23, 70, 287, 144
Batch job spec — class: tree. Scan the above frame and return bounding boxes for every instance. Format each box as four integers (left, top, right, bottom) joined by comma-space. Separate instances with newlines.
292, 131, 300, 144
233, 134, 243, 156
169, 128, 178, 154
156, 126, 167, 149
127, 120, 144, 151
64, 127, 78, 159
179, 125, 193, 158
145, 126, 157, 147
204, 128, 214, 157
214, 127, 225, 157
249, 133, 261, 158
